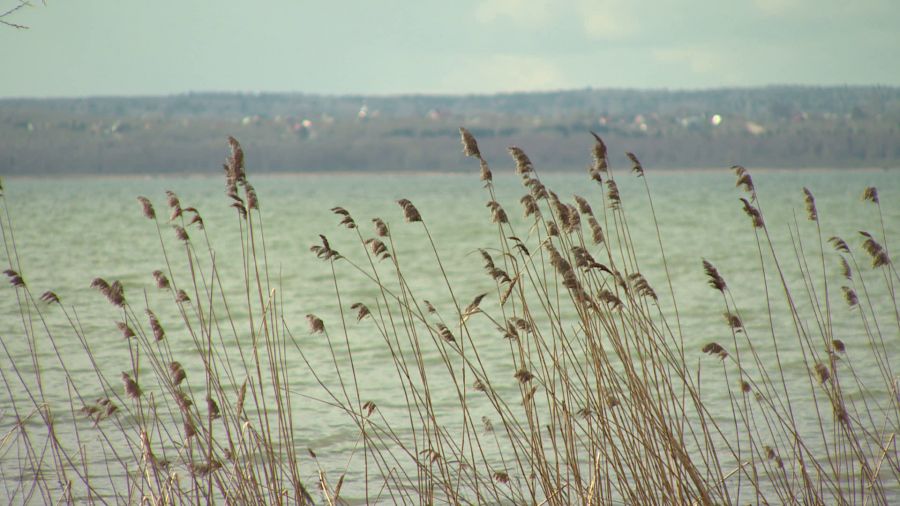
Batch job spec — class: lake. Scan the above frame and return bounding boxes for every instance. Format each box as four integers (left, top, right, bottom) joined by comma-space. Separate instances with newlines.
1, 166, 898, 504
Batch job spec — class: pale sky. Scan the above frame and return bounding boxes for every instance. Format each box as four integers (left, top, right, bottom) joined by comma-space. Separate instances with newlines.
2, 0, 899, 98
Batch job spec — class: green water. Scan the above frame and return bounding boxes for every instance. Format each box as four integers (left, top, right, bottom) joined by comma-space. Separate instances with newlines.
1, 168, 898, 503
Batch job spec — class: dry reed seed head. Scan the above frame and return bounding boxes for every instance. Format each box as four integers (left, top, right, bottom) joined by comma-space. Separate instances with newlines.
4, 269, 25, 288
362, 400, 376, 417
436, 323, 455, 343
571, 246, 595, 270
509, 235, 530, 256
740, 197, 764, 228
169, 206, 183, 221
492, 471, 510, 485
628, 273, 657, 301
486, 200, 509, 224
606, 180, 621, 210
244, 183, 259, 210
546, 221, 560, 236
175, 289, 190, 303
184, 420, 197, 439
331, 206, 357, 229
479, 158, 492, 182
841, 286, 858, 307
702, 342, 729, 359
396, 199, 422, 222
306, 314, 325, 334
169, 361, 186, 386
121, 372, 142, 399
515, 368, 534, 383
465, 292, 487, 315
90, 277, 109, 292
732, 165, 756, 196
147, 310, 165, 341
740, 380, 752, 394
503, 321, 519, 340
350, 302, 371, 322
236, 380, 247, 420
838, 257, 852, 280
587, 216, 605, 245
207, 396, 220, 420
814, 363, 831, 384
573, 194, 593, 215
802, 187, 818, 221
310, 234, 341, 261
626, 152, 645, 177
702, 259, 727, 292
862, 186, 879, 204
226, 136, 246, 182
590, 131, 608, 178
164, 190, 181, 210
831, 339, 846, 353
459, 127, 481, 158
365, 238, 390, 260
116, 321, 135, 339
859, 231, 891, 267
828, 236, 850, 253
39, 291, 60, 304
371, 218, 390, 237
598, 289, 623, 310
187, 213, 204, 229
524, 177, 549, 200
519, 194, 540, 218
724, 312, 744, 331
419, 449, 442, 465
136, 196, 156, 219
508, 146, 534, 175
175, 389, 193, 412
231, 200, 247, 219
565, 204, 581, 232
91, 278, 125, 307
189, 460, 222, 477
482, 416, 494, 433
152, 270, 170, 289
173, 225, 190, 242
424, 300, 437, 314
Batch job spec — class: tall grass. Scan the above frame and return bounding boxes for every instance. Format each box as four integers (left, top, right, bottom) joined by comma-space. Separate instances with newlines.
0, 131, 897, 504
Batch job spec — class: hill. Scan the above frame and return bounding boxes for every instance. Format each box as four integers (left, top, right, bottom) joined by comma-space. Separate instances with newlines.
2, 86, 899, 174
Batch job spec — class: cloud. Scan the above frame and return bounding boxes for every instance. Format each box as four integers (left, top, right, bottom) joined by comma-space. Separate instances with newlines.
753, 0, 802, 15
474, 0, 638, 40
651, 47, 733, 78
440, 54, 571, 93
578, 0, 638, 40
474, 0, 554, 25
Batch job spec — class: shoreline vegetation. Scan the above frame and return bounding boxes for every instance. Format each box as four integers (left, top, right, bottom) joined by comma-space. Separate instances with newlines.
3, 86, 900, 175
1, 130, 898, 504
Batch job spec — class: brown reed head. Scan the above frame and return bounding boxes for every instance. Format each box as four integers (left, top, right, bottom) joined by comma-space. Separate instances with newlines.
306, 314, 325, 334
740, 197, 764, 228
802, 187, 818, 221
4, 269, 25, 288
702, 260, 727, 292
702, 342, 729, 360
39, 291, 60, 304
626, 152, 645, 177
508, 146, 534, 175
862, 186, 879, 204
137, 197, 156, 220
331, 207, 356, 229
397, 199, 422, 222
121, 372, 142, 399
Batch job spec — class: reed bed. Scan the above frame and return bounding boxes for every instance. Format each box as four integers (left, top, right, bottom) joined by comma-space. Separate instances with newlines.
0, 131, 897, 505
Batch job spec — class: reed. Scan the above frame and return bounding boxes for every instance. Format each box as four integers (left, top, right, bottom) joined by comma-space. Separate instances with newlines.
0, 131, 897, 504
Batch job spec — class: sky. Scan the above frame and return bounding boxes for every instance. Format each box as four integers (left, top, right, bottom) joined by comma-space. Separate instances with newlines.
2, 0, 900, 98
